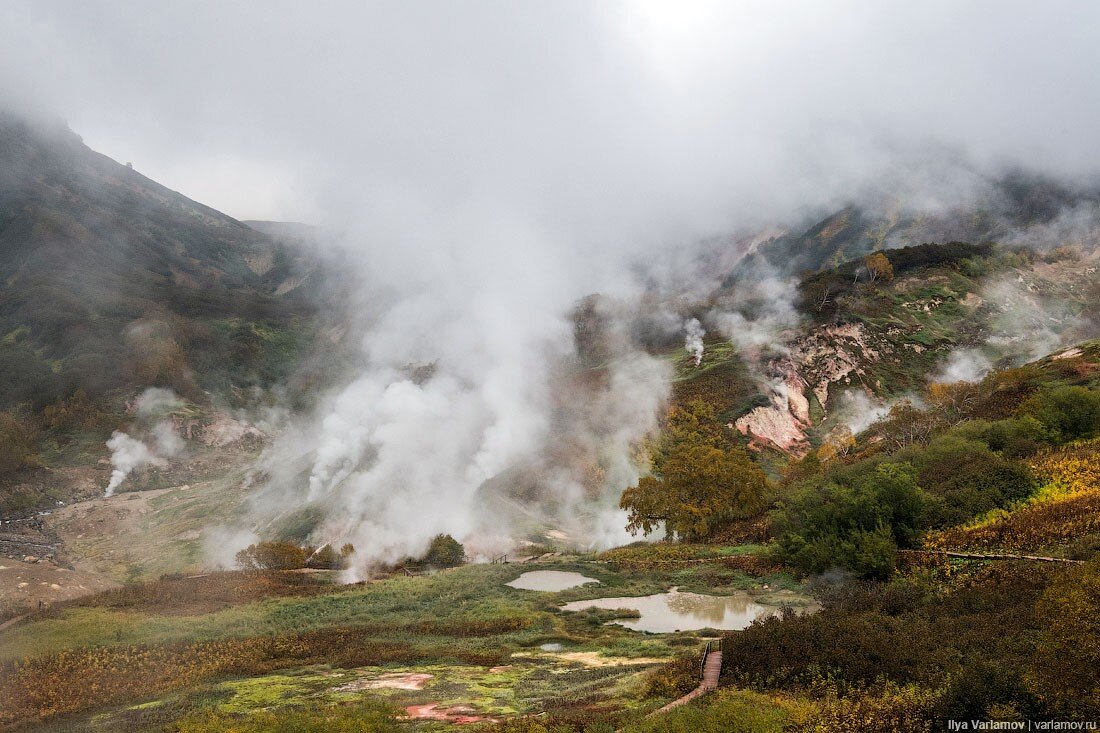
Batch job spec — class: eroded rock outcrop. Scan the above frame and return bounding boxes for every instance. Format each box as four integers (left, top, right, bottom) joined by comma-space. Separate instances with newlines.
735, 323, 889, 455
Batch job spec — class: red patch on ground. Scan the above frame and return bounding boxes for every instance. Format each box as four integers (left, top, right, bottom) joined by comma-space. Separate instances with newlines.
404, 703, 489, 724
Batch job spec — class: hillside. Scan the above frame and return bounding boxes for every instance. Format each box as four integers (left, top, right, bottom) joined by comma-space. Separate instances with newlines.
671, 241, 1100, 457
726, 171, 1100, 281
1, 115, 1099, 733
0, 111, 323, 409
0, 112, 354, 517
2, 333, 1097, 730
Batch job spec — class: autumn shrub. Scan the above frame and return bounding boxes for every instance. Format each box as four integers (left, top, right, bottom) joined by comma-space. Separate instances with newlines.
0, 411, 37, 474
794, 682, 940, 733
924, 440, 1100, 554
1031, 557, 1100, 718
41, 388, 114, 433
235, 541, 308, 570
56, 570, 337, 616
642, 654, 699, 699
721, 563, 1053, 711
926, 491, 1100, 555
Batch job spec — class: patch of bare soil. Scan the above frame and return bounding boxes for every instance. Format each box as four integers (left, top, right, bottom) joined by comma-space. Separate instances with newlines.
0, 557, 118, 617
335, 672, 433, 692
404, 703, 492, 724
45, 488, 176, 574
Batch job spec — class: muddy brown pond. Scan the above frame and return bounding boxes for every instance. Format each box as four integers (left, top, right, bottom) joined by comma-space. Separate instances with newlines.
559, 588, 818, 633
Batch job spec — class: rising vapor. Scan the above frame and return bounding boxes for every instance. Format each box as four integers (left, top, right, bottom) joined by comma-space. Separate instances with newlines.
8, 1, 1100, 567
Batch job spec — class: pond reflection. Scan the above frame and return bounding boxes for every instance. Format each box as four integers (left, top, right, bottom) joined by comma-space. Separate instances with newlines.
560, 588, 816, 633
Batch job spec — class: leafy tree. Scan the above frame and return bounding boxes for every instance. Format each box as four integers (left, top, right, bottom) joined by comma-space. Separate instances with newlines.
621, 402, 767, 541
863, 251, 894, 283
422, 534, 465, 567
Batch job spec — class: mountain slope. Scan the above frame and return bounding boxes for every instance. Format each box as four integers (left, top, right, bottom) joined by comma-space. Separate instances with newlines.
727, 171, 1100, 281
0, 111, 320, 408
673, 242, 1100, 455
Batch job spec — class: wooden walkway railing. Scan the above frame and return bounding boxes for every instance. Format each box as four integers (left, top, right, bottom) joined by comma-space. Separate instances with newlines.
648, 641, 724, 717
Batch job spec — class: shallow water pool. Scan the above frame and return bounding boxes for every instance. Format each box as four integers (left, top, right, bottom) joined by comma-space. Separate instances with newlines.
559, 588, 815, 633
505, 570, 601, 591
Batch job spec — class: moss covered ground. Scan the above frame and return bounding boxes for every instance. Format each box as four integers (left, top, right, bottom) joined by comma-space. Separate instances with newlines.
0, 549, 812, 731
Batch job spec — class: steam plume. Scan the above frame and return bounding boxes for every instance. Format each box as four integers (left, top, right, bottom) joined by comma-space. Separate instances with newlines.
104, 432, 163, 497
684, 318, 706, 366
103, 387, 184, 496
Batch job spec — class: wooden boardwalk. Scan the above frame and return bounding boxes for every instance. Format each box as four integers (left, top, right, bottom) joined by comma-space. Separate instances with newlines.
650, 644, 723, 716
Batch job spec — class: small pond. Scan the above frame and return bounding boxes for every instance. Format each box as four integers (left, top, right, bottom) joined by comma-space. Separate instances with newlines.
506, 570, 600, 591
559, 588, 816, 633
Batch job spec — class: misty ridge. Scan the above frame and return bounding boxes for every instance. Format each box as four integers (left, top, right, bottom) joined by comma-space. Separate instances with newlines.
3, 102, 1099, 571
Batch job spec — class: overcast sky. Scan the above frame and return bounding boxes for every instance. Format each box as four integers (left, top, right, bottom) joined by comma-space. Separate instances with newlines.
3, 1, 1100, 231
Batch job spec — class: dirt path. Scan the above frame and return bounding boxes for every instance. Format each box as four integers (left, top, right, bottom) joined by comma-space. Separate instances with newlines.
0, 613, 30, 633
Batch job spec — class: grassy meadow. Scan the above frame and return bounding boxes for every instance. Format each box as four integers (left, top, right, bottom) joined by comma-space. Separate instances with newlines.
0, 548, 809, 731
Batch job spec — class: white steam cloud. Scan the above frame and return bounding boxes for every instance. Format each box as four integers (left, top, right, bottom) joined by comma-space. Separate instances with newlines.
836, 390, 895, 435
712, 270, 801, 357
684, 318, 706, 366
104, 432, 163, 497
104, 387, 184, 496
931, 348, 994, 384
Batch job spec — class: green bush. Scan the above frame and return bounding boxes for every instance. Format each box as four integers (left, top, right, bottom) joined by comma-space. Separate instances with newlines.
422, 534, 466, 567
952, 417, 1046, 458
906, 435, 1037, 527
773, 462, 923, 579
1024, 386, 1100, 443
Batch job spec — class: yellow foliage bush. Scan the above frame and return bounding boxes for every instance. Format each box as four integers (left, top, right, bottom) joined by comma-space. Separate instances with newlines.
924, 440, 1100, 553
792, 683, 939, 733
